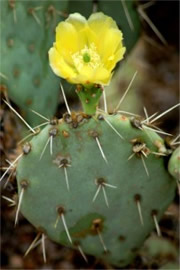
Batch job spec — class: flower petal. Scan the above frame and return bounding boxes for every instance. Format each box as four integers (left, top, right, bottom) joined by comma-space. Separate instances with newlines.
93, 67, 112, 85
99, 28, 123, 60
88, 12, 118, 33
48, 47, 76, 80
100, 30, 126, 70
88, 12, 125, 70
66, 13, 87, 31
55, 21, 87, 67
74, 66, 111, 85
55, 21, 79, 53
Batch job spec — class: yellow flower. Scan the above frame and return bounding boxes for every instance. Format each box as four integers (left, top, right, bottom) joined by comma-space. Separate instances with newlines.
49, 12, 126, 85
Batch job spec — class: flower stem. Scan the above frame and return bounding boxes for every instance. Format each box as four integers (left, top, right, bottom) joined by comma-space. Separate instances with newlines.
76, 84, 103, 115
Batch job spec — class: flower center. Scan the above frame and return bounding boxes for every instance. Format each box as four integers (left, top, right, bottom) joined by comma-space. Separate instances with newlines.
83, 53, 91, 63
72, 43, 101, 71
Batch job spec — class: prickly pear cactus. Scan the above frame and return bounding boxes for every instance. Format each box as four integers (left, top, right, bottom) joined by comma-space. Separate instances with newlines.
2, 8, 178, 268
16, 113, 176, 267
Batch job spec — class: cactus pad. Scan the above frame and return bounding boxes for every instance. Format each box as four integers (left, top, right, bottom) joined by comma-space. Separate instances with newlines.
0, 0, 67, 125
16, 113, 176, 267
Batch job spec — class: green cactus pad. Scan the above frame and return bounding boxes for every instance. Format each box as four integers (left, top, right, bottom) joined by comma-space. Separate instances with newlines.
168, 146, 180, 182
16, 113, 176, 267
0, 0, 68, 126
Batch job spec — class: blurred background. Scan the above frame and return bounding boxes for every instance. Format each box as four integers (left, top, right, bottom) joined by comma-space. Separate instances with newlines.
0, 0, 179, 269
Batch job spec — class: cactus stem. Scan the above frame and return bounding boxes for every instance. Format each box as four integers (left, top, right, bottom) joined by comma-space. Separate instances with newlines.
41, 234, 47, 263
31, 109, 50, 122
0, 153, 23, 182
95, 137, 108, 164
3, 99, 36, 133
24, 232, 41, 257
141, 156, 149, 178
151, 210, 161, 237
60, 83, 71, 115
104, 117, 124, 140
134, 195, 144, 226
114, 71, 138, 112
